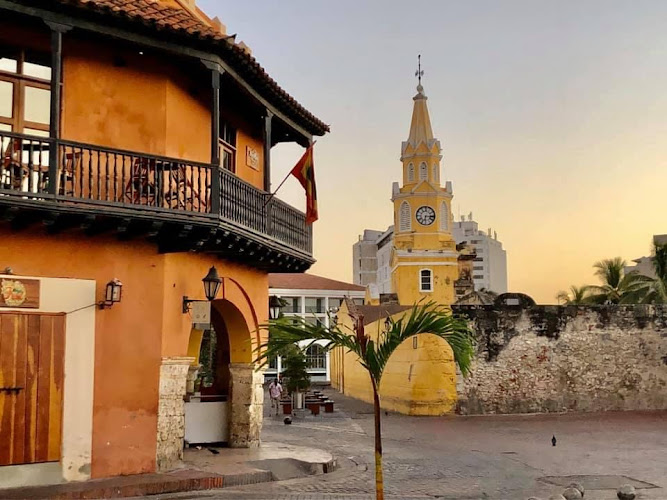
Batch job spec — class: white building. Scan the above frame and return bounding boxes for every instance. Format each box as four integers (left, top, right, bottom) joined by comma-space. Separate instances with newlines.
624, 234, 667, 279
267, 273, 365, 383
354, 216, 508, 295
352, 229, 385, 286
452, 216, 508, 294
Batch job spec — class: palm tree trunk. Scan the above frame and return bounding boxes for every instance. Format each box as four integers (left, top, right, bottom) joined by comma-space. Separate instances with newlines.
371, 377, 384, 500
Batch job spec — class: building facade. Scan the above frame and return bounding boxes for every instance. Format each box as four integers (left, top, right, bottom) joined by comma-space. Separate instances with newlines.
352, 229, 384, 286
332, 82, 467, 415
452, 216, 508, 294
267, 274, 365, 383
391, 82, 459, 306
624, 234, 667, 279
353, 217, 508, 296
0, 0, 327, 488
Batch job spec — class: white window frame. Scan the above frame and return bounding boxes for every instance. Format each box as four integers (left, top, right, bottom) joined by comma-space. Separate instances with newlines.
399, 201, 411, 232
407, 163, 415, 182
419, 268, 433, 292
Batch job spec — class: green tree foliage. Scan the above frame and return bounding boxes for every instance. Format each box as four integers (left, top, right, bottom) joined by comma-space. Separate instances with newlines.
632, 242, 667, 304
585, 257, 650, 304
556, 285, 590, 304
256, 302, 475, 500
280, 344, 311, 394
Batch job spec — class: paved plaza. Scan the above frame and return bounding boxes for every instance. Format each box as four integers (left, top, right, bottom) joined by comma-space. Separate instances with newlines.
154, 388, 667, 500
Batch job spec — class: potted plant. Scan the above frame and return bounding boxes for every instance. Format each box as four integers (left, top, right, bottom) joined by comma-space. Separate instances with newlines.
280, 344, 310, 410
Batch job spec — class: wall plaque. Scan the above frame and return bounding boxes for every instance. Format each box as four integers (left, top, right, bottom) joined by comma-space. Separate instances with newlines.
0, 278, 40, 309
246, 146, 259, 170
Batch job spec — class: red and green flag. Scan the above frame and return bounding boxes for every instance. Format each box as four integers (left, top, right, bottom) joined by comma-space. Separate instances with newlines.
290, 143, 318, 224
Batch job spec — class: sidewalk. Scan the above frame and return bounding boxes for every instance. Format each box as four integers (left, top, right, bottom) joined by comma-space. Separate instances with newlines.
0, 389, 339, 499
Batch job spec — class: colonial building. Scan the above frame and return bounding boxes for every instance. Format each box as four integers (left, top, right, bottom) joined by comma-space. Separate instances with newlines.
0, 0, 327, 488
391, 82, 458, 305
351, 79, 507, 299
266, 273, 365, 383
332, 80, 466, 415
353, 217, 508, 296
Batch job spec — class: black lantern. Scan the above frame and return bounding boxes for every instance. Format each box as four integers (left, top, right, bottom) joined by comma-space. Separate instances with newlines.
183, 267, 223, 313
202, 266, 222, 301
269, 296, 282, 320
103, 279, 122, 308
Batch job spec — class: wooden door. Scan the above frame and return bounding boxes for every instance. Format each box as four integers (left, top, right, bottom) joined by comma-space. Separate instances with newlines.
0, 313, 65, 466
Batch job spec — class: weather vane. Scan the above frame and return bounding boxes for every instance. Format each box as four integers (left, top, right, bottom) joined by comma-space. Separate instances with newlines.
415, 54, 424, 86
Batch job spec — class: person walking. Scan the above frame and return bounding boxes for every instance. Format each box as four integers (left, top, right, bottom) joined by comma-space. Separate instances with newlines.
268, 378, 283, 416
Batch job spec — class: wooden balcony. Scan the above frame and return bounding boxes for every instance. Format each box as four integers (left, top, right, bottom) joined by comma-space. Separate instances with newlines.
0, 131, 313, 272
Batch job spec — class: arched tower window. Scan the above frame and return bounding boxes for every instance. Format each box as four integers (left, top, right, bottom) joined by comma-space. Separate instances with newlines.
419, 269, 433, 292
407, 163, 415, 182
432, 164, 439, 183
419, 162, 428, 181
440, 201, 449, 231
399, 201, 411, 232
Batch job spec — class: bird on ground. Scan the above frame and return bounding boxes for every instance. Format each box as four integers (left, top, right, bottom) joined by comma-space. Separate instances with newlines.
552, 435, 557, 446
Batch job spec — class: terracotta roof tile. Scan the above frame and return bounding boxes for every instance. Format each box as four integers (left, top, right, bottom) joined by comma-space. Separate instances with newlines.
352, 303, 412, 326
269, 273, 365, 292
44, 0, 329, 135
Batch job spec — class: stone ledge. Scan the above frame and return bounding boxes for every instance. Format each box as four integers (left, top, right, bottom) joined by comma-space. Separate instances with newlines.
0, 469, 224, 499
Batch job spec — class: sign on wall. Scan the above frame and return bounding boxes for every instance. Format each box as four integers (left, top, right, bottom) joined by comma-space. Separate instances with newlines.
191, 301, 211, 326
0, 278, 40, 309
246, 146, 259, 170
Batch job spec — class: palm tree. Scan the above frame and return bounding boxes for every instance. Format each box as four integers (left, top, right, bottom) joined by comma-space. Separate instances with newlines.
256, 302, 475, 500
586, 257, 650, 304
634, 242, 667, 304
556, 285, 590, 304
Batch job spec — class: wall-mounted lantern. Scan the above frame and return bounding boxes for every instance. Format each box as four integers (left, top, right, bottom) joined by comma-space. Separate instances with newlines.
269, 296, 282, 320
100, 279, 123, 309
183, 266, 222, 313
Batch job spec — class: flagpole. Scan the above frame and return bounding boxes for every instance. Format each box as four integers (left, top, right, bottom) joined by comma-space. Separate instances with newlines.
262, 141, 316, 208
262, 171, 291, 207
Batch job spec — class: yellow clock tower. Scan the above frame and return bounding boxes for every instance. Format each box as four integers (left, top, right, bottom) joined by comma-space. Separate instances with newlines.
391, 79, 458, 305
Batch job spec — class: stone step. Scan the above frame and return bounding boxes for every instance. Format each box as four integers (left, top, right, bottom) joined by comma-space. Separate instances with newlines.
0, 469, 224, 499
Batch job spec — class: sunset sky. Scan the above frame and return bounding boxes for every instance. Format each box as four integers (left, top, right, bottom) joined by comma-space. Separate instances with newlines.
202, 0, 667, 303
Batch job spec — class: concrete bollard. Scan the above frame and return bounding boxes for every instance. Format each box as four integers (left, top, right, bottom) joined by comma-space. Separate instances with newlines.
617, 484, 636, 500
562, 487, 582, 500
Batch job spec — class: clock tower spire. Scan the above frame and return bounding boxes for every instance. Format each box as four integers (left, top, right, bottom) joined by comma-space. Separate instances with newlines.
391, 62, 458, 306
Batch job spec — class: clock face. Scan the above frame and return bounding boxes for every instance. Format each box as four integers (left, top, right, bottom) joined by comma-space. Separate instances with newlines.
415, 206, 436, 226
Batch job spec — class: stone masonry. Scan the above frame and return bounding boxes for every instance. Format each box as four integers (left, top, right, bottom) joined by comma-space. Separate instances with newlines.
453, 304, 667, 414
228, 363, 264, 447
156, 356, 194, 470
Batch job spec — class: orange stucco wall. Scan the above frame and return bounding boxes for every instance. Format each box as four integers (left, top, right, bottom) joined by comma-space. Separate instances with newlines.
61, 38, 267, 191
165, 77, 211, 164
62, 42, 168, 155
0, 231, 267, 478
160, 252, 267, 360
235, 129, 265, 188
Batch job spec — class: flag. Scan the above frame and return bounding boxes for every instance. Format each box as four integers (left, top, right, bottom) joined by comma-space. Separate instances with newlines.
290, 143, 318, 224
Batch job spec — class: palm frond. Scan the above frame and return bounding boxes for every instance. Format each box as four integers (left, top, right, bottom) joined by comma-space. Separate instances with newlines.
255, 302, 476, 384
593, 257, 626, 289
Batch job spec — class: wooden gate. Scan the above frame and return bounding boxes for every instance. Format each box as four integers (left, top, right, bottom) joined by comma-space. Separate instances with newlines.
0, 313, 65, 466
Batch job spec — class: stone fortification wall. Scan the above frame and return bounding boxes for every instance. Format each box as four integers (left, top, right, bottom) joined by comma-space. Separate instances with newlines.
452, 304, 667, 415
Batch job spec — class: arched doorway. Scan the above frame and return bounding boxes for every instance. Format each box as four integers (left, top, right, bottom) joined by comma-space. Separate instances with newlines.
183, 298, 263, 448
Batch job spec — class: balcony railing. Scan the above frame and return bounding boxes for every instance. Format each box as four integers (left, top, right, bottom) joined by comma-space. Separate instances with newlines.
0, 131, 312, 255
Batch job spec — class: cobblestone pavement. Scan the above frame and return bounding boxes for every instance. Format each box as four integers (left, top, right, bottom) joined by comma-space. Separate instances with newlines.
155, 388, 667, 500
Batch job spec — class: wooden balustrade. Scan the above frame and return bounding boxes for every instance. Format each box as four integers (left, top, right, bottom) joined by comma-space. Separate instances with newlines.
0, 131, 312, 255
